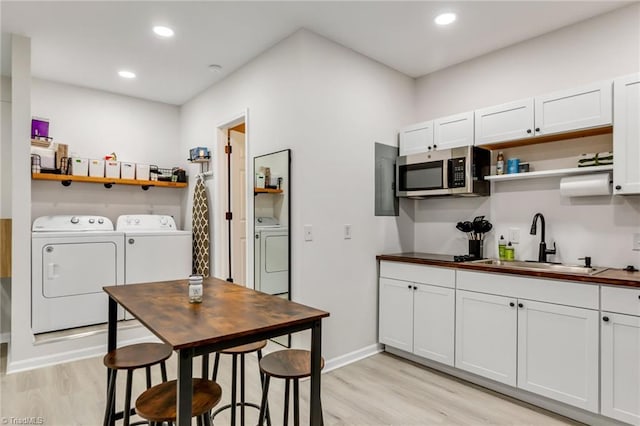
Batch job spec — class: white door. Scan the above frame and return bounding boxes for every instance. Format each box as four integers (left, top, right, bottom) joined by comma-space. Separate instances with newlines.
474, 98, 534, 145
613, 73, 640, 195
534, 80, 612, 136
399, 120, 434, 156
413, 284, 455, 366
455, 290, 517, 386
601, 312, 640, 425
517, 300, 599, 412
379, 277, 413, 352
230, 129, 247, 284
433, 111, 474, 150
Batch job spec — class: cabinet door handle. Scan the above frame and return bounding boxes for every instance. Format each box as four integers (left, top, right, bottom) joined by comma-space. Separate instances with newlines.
413, 286, 417, 290
407, 284, 411, 289
535, 127, 540, 132
603, 316, 610, 322
433, 144, 437, 149
509, 302, 515, 307
615, 185, 622, 190
526, 129, 532, 134
518, 303, 524, 308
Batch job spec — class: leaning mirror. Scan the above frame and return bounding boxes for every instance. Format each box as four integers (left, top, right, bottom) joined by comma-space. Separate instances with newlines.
253, 149, 291, 347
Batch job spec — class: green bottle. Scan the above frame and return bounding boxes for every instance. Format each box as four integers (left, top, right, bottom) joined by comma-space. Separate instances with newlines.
505, 242, 515, 261
498, 235, 506, 260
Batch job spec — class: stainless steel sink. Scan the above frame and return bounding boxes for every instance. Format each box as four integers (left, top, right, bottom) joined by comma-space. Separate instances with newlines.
470, 259, 608, 276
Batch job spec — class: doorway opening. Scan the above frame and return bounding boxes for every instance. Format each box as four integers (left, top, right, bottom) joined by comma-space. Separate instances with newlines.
215, 114, 249, 287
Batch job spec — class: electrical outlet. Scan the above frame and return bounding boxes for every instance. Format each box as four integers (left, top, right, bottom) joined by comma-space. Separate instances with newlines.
508, 228, 520, 244
304, 225, 313, 242
344, 224, 352, 239
633, 233, 640, 251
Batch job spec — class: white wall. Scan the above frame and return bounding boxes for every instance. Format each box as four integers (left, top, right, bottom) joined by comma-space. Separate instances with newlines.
413, 3, 640, 268
1, 74, 12, 342
30, 79, 183, 225
180, 29, 415, 361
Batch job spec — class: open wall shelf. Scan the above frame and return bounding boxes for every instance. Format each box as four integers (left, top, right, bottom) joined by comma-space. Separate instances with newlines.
32, 173, 187, 190
484, 165, 613, 182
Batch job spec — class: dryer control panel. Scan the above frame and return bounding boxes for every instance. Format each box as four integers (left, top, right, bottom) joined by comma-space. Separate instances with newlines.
116, 214, 177, 231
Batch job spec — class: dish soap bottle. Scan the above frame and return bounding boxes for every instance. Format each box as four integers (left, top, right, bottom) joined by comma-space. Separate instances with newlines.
505, 241, 515, 261
498, 235, 506, 260
496, 152, 505, 175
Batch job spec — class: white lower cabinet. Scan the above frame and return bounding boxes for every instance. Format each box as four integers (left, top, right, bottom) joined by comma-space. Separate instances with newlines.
379, 277, 414, 352
517, 300, 599, 412
413, 283, 455, 365
379, 262, 455, 366
601, 312, 640, 425
455, 290, 517, 386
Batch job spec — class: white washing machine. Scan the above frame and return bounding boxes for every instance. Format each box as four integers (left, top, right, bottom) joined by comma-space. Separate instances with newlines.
116, 215, 192, 286
254, 217, 289, 295
31, 215, 124, 334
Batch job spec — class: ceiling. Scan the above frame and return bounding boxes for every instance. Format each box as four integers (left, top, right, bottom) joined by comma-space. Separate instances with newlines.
1, 1, 630, 105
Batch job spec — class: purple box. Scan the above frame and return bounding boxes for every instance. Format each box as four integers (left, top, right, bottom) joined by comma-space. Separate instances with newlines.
31, 117, 49, 138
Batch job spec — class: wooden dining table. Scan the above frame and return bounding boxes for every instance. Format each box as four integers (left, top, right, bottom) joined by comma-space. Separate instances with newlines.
104, 277, 329, 426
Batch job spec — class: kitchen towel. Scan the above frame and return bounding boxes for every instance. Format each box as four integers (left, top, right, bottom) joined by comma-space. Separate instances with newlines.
192, 176, 210, 277
560, 172, 611, 197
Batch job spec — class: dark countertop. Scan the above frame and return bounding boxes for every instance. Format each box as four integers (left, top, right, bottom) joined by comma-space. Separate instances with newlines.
377, 252, 640, 288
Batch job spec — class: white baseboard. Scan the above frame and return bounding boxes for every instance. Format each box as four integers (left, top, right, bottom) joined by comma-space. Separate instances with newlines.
323, 343, 382, 373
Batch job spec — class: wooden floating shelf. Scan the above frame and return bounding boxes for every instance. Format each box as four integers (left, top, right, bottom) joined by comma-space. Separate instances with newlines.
485, 165, 613, 182
254, 188, 283, 195
478, 125, 613, 150
32, 173, 188, 189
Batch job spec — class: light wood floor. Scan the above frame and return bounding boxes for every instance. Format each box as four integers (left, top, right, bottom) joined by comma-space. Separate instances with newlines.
0, 343, 579, 425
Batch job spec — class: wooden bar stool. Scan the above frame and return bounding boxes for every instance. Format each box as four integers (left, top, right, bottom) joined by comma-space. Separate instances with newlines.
210, 340, 271, 426
135, 378, 222, 426
257, 349, 325, 426
103, 342, 172, 426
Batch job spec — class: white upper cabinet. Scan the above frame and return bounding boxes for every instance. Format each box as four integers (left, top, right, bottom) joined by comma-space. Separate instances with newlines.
399, 120, 434, 156
613, 73, 640, 195
535, 80, 612, 136
475, 80, 613, 146
433, 111, 474, 150
474, 98, 535, 145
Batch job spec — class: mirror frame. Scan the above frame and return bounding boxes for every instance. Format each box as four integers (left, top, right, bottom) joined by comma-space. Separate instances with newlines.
253, 149, 291, 347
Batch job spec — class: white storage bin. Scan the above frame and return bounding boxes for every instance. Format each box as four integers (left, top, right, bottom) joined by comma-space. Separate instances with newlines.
121, 162, 135, 179
70, 158, 89, 176
89, 159, 105, 177
136, 164, 150, 181
105, 161, 120, 178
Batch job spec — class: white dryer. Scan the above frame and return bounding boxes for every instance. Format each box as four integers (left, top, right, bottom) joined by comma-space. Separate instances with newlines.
117, 215, 192, 286
254, 217, 289, 295
31, 215, 124, 334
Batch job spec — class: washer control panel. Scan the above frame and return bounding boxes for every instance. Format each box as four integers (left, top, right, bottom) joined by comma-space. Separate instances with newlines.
32, 215, 114, 231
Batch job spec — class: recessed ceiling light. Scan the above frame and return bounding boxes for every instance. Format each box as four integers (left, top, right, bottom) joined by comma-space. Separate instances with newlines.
153, 26, 174, 38
208, 64, 223, 73
435, 13, 457, 26
118, 70, 136, 79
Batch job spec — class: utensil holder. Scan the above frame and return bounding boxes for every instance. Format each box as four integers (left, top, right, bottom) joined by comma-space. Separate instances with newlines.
469, 240, 483, 259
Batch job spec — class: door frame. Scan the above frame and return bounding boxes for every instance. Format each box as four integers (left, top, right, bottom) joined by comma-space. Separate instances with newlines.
214, 109, 253, 288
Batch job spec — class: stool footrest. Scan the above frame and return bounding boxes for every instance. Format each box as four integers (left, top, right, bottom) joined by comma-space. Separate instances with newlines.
211, 401, 261, 418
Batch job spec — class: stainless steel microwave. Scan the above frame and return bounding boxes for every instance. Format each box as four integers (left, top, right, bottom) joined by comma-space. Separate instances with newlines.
396, 146, 490, 198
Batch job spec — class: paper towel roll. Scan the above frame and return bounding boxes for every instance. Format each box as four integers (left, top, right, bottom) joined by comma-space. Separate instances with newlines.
560, 173, 611, 197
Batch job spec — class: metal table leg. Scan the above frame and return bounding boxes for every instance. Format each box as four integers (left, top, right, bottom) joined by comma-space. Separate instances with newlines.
310, 319, 322, 426
177, 348, 194, 426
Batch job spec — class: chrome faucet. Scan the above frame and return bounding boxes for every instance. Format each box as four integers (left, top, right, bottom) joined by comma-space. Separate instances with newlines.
530, 213, 556, 262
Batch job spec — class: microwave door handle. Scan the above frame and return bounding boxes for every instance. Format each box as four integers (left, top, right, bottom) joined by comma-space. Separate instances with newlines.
443, 160, 449, 190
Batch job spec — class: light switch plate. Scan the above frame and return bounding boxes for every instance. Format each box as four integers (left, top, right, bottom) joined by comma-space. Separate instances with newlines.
509, 228, 520, 244
633, 233, 640, 251
304, 225, 313, 242
344, 224, 352, 239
